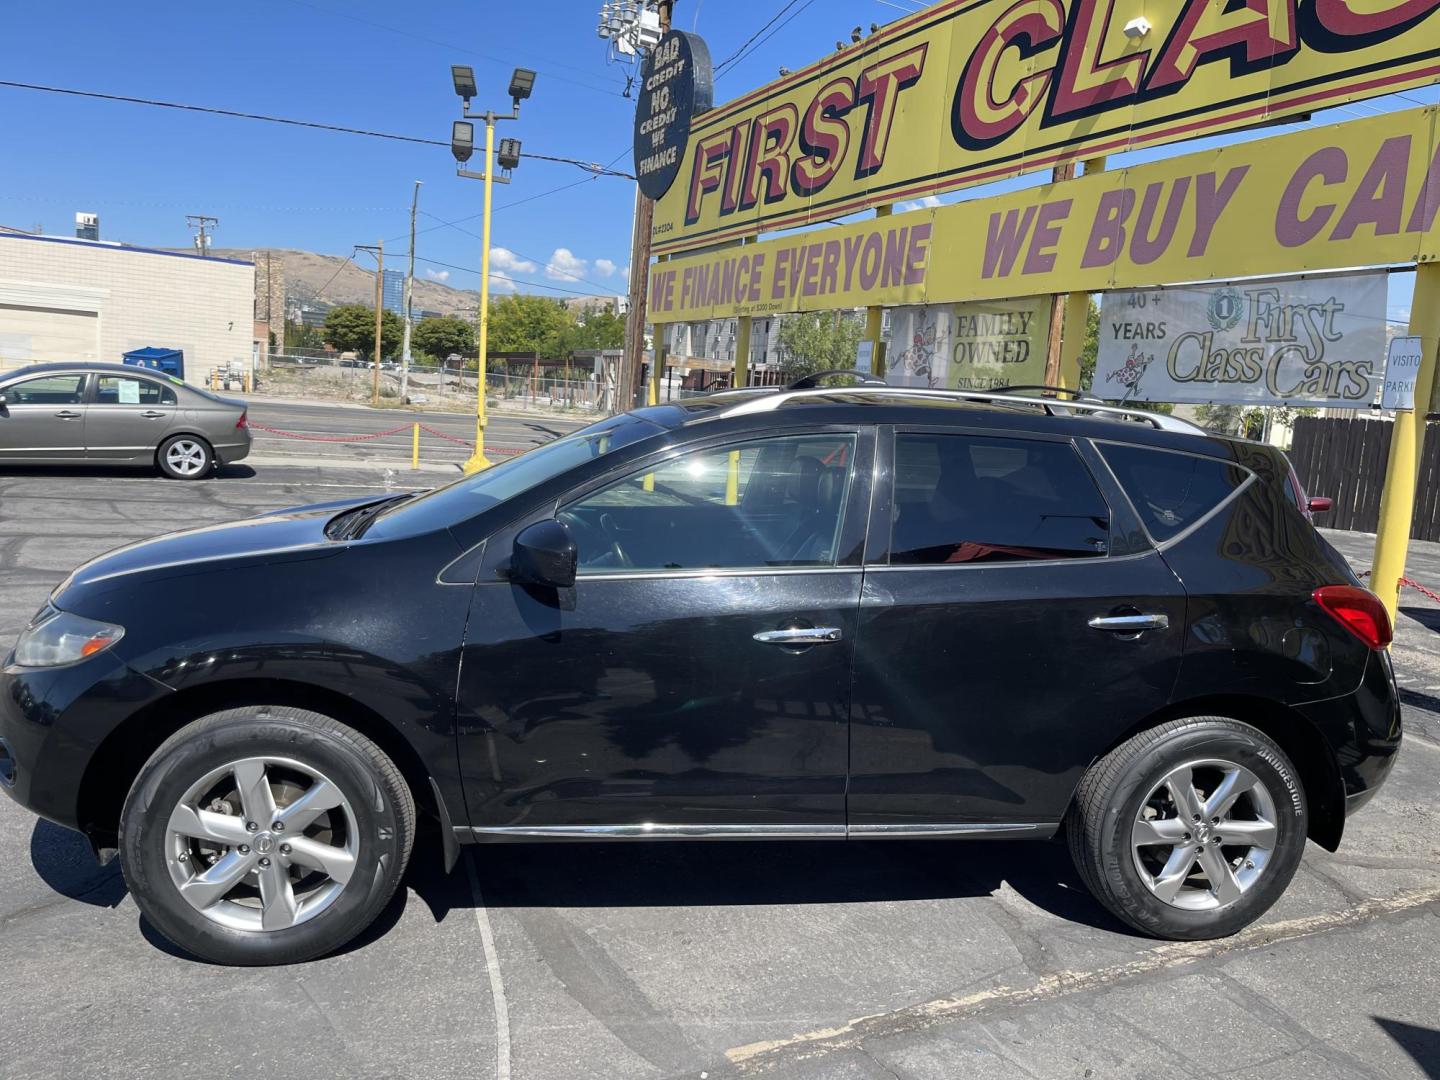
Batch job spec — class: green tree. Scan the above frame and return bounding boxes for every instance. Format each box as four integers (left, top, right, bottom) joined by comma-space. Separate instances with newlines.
561, 303, 626, 353
776, 312, 864, 379
283, 320, 324, 352
412, 315, 475, 361
322, 304, 403, 360
487, 295, 573, 359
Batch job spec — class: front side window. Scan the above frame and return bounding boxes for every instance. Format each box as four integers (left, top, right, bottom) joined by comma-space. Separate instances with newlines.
4, 374, 86, 405
95, 376, 176, 406
561, 434, 856, 573
891, 433, 1110, 564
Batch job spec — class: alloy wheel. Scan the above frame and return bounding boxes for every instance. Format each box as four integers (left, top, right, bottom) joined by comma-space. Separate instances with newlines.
165, 439, 208, 476
163, 756, 358, 932
1130, 758, 1279, 911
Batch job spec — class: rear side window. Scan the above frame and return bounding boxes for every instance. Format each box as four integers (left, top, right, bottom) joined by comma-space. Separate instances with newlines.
891, 433, 1110, 564
1100, 443, 1251, 542
95, 376, 176, 406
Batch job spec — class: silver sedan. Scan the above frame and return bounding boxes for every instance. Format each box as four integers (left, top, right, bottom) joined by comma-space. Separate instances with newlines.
0, 362, 252, 479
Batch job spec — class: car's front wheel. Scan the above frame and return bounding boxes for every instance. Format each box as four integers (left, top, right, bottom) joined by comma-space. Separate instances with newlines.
120, 706, 415, 965
157, 434, 213, 479
1067, 717, 1307, 940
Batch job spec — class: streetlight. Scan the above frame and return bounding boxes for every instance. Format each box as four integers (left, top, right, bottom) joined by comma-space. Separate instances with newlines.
449, 67, 536, 474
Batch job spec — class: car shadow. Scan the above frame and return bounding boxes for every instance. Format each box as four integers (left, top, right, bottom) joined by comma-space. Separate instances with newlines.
408, 833, 1130, 936
1374, 1017, 1440, 1078
0, 464, 256, 480
28, 820, 127, 908
1399, 605, 1440, 634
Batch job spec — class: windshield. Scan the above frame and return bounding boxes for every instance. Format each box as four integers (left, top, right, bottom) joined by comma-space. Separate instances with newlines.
366, 412, 665, 539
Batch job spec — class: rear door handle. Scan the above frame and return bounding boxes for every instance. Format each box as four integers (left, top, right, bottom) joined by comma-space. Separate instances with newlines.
753, 627, 843, 645
141, 410, 167, 418
53, 410, 82, 419
1088, 613, 1170, 632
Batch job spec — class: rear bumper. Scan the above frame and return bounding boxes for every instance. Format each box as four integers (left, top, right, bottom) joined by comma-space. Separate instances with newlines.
214, 435, 252, 465
1298, 647, 1402, 818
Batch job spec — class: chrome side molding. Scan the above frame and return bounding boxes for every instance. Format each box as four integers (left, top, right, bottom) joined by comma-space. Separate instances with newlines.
468, 822, 1058, 841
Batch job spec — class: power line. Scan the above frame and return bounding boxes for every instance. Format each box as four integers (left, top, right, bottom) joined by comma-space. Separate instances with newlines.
282, 0, 628, 99
414, 210, 622, 293
715, 0, 820, 81
382, 175, 604, 246
714, 0, 807, 74
411, 254, 617, 299
0, 81, 634, 178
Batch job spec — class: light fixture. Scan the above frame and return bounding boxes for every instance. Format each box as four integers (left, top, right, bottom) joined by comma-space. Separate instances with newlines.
451, 120, 475, 163
1123, 16, 1152, 38
451, 65, 478, 101
509, 68, 537, 103
497, 138, 522, 171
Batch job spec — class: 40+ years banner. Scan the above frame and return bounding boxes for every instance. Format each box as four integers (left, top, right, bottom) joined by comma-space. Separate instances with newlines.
648, 105, 1440, 324
1094, 272, 1388, 407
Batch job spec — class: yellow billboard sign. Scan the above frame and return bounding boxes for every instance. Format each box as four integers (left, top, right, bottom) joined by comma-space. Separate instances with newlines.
652, 0, 1440, 256
648, 105, 1440, 323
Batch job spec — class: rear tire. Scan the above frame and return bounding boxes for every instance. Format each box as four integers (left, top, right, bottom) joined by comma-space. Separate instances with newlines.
157, 434, 213, 479
1067, 717, 1307, 940
120, 706, 415, 965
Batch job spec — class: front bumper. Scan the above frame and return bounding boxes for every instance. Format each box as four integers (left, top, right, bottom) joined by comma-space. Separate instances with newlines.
0, 656, 171, 833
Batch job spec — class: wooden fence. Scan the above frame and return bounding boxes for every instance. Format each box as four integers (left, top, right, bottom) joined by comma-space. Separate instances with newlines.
1288, 416, 1440, 541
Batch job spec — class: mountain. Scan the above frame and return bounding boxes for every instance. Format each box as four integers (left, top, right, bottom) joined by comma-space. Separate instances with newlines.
212, 248, 481, 318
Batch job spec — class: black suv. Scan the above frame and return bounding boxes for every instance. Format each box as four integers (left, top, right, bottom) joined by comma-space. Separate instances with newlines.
0, 385, 1401, 964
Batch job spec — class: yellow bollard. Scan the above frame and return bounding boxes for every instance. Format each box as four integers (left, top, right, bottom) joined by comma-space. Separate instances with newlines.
412, 423, 420, 471
726, 451, 740, 506
1371, 262, 1440, 624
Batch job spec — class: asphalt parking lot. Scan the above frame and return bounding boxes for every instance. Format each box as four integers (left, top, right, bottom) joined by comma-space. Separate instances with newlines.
1, 455, 1438, 1080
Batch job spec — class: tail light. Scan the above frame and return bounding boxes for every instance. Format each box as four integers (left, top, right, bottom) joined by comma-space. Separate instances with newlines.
1313, 585, 1392, 649
236, 411, 249, 430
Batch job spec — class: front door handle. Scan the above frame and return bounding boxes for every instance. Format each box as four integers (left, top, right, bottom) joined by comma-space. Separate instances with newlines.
53, 410, 82, 420
753, 627, 843, 646
141, 410, 167, 418
1089, 613, 1170, 633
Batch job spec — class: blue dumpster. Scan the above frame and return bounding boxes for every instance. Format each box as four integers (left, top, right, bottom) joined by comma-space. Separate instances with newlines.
122, 347, 185, 380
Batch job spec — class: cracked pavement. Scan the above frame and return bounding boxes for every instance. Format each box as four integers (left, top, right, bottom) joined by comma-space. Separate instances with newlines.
0, 464, 1437, 1080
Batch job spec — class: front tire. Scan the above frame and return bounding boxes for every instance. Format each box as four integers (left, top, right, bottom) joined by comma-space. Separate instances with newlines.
1067, 717, 1307, 940
120, 707, 415, 965
157, 434, 213, 479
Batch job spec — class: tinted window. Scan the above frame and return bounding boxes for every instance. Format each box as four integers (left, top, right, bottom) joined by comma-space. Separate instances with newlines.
1100, 443, 1251, 541
561, 434, 855, 573
891, 434, 1109, 564
4, 374, 85, 405
95, 376, 176, 406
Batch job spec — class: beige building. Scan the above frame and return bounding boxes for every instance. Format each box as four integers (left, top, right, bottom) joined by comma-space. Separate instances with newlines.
0, 232, 256, 382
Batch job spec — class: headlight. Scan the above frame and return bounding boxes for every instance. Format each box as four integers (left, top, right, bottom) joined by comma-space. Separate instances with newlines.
11, 604, 125, 668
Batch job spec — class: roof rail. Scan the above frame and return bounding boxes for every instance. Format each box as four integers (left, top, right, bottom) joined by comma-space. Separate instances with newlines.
719, 385, 1206, 434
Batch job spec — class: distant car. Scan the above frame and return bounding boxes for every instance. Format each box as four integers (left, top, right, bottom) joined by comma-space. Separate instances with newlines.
0, 380, 1400, 964
0, 362, 251, 479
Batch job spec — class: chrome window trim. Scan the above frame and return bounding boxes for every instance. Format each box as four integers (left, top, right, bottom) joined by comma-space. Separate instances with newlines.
574, 565, 862, 583
863, 549, 1154, 573
468, 822, 1057, 841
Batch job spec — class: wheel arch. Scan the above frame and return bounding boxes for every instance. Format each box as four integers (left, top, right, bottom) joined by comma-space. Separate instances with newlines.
76, 677, 441, 854
1081, 694, 1346, 851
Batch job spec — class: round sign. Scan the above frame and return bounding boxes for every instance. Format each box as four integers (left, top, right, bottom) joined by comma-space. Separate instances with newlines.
634, 30, 713, 201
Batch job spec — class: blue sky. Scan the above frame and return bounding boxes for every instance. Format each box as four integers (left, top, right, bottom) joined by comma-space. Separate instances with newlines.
0, 0, 1434, 316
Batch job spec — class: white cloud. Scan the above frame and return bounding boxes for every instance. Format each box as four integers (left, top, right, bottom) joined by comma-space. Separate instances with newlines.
423, 268, 450, 282
897, 195, 942, 213
490, 247, 538, 275
594, 258, 619, 277
546, 247, 588, 282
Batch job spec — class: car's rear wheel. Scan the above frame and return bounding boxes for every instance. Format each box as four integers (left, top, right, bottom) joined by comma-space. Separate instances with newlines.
157, 434, 214, 479
120, 706, 415, 965
1067, 717, 1307, 940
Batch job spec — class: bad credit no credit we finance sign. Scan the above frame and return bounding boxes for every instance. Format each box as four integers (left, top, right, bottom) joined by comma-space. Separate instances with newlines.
650, 0, 1440, 256
647, 105, 1440, 323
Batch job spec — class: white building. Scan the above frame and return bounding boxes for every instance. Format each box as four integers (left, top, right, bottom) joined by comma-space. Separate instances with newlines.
0, 232, 256, 383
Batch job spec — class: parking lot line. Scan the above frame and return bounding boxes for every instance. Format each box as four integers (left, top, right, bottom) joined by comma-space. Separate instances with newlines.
466, 852, 513, 1080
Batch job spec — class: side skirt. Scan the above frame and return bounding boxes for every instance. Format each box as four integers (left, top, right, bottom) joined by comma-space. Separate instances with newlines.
464, 822, 1058, 843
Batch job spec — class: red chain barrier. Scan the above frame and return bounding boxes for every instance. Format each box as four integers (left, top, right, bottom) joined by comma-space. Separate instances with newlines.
1358, 570, 1440, 605
417, 424, 526, 457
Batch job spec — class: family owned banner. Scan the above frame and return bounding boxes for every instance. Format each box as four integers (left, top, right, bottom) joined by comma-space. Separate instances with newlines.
888, 297, 1053, 390
1094, 272, 1388, 408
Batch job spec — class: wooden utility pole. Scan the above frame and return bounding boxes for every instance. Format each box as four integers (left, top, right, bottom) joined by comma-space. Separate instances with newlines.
619, 0, 675, 413
356, 242, 385, 405
400, 182, 422, 403
1042, 163, 1076, 386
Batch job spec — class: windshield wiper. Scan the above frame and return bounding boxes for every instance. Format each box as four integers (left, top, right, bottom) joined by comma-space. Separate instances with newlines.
326, 494, 415, 541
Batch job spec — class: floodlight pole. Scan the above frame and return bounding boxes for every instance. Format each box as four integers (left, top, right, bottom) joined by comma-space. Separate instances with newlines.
401, 180, 422, 404
355, 242, 385, 406
455, 98, 520, 475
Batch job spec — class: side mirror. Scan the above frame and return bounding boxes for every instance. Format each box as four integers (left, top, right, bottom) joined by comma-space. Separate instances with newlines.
512, 519, 577, 589
0, 392, 8, 407
1307, 496, 1333, 514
